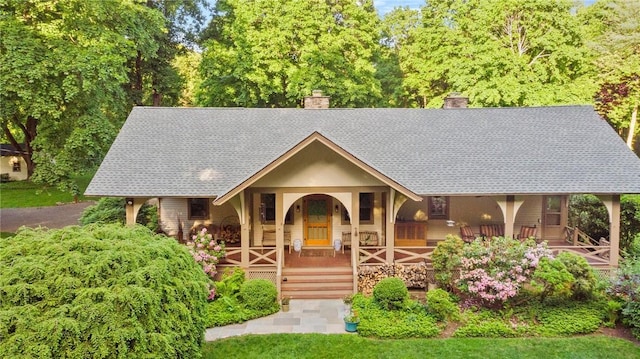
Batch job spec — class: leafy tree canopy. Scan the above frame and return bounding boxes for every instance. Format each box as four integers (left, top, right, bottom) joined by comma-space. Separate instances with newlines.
197, 0, 382, 108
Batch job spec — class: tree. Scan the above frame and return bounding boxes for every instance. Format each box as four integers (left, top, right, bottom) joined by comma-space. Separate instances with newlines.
197, 0, 382, 108
127, 0, 210, 107
1, 0, 164, 184
400, 0, 596, 108
583, 0, 640, 154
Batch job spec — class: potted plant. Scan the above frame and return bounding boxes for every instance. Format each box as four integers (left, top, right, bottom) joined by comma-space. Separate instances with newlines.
343, 294, 353, 312
343, 310, 360, 332
281, 296, 290, 312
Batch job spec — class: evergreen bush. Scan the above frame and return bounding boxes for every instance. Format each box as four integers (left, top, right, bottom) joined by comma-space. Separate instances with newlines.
426, 288, 460, 321
373, 277, 408, 310
556, 252, 598, 300
431, 235, 464, 290
0, 224, 209, 358
239, 279, 278, 311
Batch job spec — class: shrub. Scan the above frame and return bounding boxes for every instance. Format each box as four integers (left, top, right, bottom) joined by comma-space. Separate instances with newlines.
239, 279, 278, 311
185, 227, 226, 281
214, 267, 245, 299
205, 295, 279, 327
457, 237, 553, 307
373, 277, 408, 310
426, 288, 460, 321
80, 197, 158, 231
610, 256, 640, 339
454, 319, 518, 338
432, 235, 464, 290
0, 224, 209, 358
556, 252, 597, 300
530, 257, 574, 303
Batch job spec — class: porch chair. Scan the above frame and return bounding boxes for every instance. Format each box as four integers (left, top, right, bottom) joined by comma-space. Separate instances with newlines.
340, 231, 379, 253
517, 225, 537, 241
459, 225, 475, 243
262, 230, 292, 253
480, 224, 505, 239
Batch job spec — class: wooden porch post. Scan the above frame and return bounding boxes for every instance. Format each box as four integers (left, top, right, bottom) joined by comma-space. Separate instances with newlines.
351, 191, 360, 292
276, 191, 284, 251
240, 190, 250, 268
610, 195, 621, 268
386, 190, 395, 263
505, 195, 515, 238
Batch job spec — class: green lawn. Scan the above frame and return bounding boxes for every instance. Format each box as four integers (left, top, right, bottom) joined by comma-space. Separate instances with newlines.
203, 334, 639, 359
0, 171, 94, 208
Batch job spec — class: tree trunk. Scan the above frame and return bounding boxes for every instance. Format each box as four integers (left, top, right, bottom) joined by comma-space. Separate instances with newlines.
3, 116, 37, 178
626, 102, 638, 150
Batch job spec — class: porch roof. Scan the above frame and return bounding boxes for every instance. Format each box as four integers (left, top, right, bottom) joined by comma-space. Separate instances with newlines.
85, 105, 640, 198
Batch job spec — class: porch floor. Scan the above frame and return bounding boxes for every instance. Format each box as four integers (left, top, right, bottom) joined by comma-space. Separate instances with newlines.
284, 248, 351, 268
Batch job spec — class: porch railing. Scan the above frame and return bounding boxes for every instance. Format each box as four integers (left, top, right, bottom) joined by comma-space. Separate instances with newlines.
565, 226, 600, 247
219, 247, 277, 266
393, 247, 436, 264
549, 244, 610, 267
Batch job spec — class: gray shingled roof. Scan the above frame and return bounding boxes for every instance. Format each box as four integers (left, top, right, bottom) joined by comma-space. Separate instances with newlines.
85, 106, 640, 197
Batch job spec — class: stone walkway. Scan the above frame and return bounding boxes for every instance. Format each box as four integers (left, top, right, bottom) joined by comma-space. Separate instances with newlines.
205, 299, 351, 341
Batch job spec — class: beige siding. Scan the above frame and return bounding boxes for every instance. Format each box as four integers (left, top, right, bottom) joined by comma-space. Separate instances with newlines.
159, 197, 239, 236
0, 155, 28, 181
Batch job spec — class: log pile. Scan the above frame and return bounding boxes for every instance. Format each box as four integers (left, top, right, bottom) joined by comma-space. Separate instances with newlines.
357, 263, 431, 295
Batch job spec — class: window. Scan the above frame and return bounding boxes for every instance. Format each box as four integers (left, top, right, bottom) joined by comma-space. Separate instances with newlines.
544, 195, 562, 226
260, 193, 293, 224
428, 196, 449, 219
188, 198, 209, 219
12, 160, 20, 172
342, 193, 374, 224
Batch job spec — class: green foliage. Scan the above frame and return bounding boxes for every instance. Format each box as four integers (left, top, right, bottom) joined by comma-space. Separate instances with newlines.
372, 277, 409, 310
353, 295, 440, 339
568, 194, 610, 240
530, 257, 574, 303
198, 0, 382, 107
0, 172, 94, 208
556, 252, 598, 300
426, 288, 460, 322
610, 255, 640, 339
400, 0, 595, 108
431, 235, 464, 290
239, 279, 278, 311
534, 302, 605, 336
622, 302, 640, 340
79, 197, 158, 231
605, 299, 624, 328
0, 224, 209, 358
214, 267, 246, 299
205, 296, 279, 327
454, 318, 519, 338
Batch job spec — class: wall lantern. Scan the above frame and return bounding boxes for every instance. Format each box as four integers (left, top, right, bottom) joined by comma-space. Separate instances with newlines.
126, 198, 134, 206
446, 220, 456, 227
334, 204, 340, 213
296, 204, 300, 213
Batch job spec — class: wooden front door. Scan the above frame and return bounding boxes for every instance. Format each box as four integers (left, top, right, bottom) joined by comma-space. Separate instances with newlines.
304, 195, 331, 246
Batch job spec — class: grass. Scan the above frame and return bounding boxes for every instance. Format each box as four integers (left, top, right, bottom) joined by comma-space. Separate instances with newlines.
0, 171, 94, 208
203, 334, 640, 359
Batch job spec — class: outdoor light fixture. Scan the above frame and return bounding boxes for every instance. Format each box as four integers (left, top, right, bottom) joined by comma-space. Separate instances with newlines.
446, 220, 455, 227
335, 204, 340, 213
126, 198, 133, 206
296, 204, 300, 213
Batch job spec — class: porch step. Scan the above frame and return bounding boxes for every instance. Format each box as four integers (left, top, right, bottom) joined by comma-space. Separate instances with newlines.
281, 266, 353, 299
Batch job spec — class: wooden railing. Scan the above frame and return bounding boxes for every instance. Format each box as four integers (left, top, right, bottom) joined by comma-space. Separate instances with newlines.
393, 247, 436, 264
549, 244, 610, 266
358, 246, 387, 265
565, 226, 600, 247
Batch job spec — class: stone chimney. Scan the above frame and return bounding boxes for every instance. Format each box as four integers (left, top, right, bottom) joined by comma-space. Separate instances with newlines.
443, 92, 469, 109
304, 90, 330, 109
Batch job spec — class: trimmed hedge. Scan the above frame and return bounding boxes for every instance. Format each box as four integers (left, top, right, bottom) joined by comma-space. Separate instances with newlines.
0, 224, 209, 358
373, 277, 408, 310
240, 279, 278, 311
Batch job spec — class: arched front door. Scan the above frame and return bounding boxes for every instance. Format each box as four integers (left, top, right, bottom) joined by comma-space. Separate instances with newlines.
304, 195, 332, 246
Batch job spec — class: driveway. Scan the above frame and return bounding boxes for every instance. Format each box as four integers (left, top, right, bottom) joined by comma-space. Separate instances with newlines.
0, 201, 95, 232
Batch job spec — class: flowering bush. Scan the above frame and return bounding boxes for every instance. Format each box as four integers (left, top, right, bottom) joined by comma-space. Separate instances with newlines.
456, 237, 553, 307
186, 227, 226, 280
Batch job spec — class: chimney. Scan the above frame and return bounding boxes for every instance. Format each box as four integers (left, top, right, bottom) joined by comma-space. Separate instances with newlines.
304, 90, 330, 109
443, 92, 469, 109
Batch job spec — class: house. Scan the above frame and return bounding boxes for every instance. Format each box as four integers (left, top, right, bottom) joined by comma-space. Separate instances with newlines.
86, 93, 640, 298
0, 144, 28, 182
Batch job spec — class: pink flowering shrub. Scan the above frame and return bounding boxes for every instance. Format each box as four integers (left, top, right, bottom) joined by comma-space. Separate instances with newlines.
456, 237, 553, 308
185, 227, 226, 280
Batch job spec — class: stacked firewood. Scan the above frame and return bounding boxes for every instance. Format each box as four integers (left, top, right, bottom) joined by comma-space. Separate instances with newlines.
357, 263, 430, 295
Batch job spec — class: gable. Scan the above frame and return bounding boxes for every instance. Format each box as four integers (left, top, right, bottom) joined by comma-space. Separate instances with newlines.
253, 140, 385, 188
